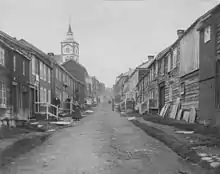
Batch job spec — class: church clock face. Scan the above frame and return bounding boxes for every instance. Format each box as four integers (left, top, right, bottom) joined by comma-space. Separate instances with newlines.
62, 44, 73, 55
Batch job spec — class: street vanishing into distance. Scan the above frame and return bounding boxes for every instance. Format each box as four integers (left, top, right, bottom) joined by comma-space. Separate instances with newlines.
0, 102, 200, 174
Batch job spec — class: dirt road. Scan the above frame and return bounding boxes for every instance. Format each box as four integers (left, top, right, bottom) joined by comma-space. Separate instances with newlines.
0, 102, 201, 174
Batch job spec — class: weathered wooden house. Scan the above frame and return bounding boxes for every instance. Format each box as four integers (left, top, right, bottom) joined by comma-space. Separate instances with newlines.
155, 47, 171, 112
61, 59, 87, 104
143, 57, 158, 113
0, 35, 29, 122
134, 57, 154, 113
18, 39, 53, 117
49, 55, 78, 110
197, 4, 220, 126
177, 18, 202, 115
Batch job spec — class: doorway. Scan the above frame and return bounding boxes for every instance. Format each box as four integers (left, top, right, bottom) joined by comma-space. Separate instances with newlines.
30, 88, 35, 116
159, 83, 165, 112
12, 84, 18, 115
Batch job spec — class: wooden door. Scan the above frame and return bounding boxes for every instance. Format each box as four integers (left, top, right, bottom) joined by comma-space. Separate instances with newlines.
30, 88, 35, 116
159, 85, 165, 111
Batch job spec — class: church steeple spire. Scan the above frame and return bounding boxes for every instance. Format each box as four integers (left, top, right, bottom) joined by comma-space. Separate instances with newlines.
68, 24, 72, 34
65, 16, 74, 41
67, 16, 73, 34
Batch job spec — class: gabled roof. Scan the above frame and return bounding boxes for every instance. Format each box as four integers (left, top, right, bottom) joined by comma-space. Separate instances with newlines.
197, 3, 220, 31
0, 31, 31, 60
18, 39, 53, 67
52, 54, 63, 64
61, 59, 88, 85
61, 59, 89, 77
155, 46, 170, 61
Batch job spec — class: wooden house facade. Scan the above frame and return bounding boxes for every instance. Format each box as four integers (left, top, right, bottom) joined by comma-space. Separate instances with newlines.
197, 4, 220, 126
0, 32, 32, 122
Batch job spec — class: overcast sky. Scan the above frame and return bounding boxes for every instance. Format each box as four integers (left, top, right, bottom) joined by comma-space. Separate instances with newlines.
0, 0, 219, 87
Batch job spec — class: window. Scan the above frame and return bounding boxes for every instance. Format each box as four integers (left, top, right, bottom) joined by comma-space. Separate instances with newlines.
22, 61, 25, 75
63, 92, 68, 102
180, 82, 185, 95
44, 88, 47, 103
35, 59, 39, 75
31, 56, 35, 74
47, 67, 51, 83
56, 68, 58, 79
40, 87, 44, 102
153, 64, 156, 79
0, 82, 7, 106
63, 73, 66, 82
59, 70, 61, 81
160, 59, 164, 75
40, 61, 43, 79
43, 64, 46, 81
13, 56, 16, 72
164, 56, 168, 74
168, 54, 171, 72
48, 90, 51, 104
0, 47, 5, 66
170, 53, 173, 70
204, 25, 211, 43
172, 48, 177, 68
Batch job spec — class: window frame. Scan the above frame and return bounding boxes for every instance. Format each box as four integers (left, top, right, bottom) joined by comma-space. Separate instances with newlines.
44, 64, 47, 81
172, 48, 177, 69
40, 61, 43, 79
13, 55, 16, 72
47, 67, 51, 83
31, 56, 35, 75
0, 82, 7, 107
40, 87, 44, 102
204, 25, 211, 43
22, 60, 25, 76
0, 47, 5, 66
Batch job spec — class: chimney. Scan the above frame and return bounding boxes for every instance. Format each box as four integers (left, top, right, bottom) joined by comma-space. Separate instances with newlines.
177, 29, 184, 38
48, 52, 55, 56
148, 55, 154, 61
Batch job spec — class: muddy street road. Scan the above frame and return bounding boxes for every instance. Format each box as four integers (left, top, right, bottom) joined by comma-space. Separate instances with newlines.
0, 103, 200, 174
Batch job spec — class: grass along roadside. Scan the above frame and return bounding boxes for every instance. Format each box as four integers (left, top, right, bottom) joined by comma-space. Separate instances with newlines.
130, 119, 220, 174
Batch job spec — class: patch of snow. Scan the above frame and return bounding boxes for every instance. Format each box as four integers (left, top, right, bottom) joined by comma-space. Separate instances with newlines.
48, 129, 55, 132
127, 117, 136, 121
201, 156, 213, 161
210, 162, 220, 168
198, 153, 208, 157
50, 122, 71, 125
175, 130, 194, 134
30, 122, 39, 125
85, 110, 94, 113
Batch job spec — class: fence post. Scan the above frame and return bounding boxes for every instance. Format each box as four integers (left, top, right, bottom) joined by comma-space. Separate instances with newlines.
56, 105, 58, 120
70, 101, 72, 114
46, 103, 48, 120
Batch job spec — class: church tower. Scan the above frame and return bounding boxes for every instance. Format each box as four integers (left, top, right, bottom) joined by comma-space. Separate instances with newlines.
61, 21, 79, 63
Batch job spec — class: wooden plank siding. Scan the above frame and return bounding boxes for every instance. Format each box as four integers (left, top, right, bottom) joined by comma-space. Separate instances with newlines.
180, 70, 199, 110
179, 24, 200, 113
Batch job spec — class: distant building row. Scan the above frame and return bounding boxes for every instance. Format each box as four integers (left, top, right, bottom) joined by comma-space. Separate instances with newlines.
113, 4, 220, 126
0, 24, 104, 122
